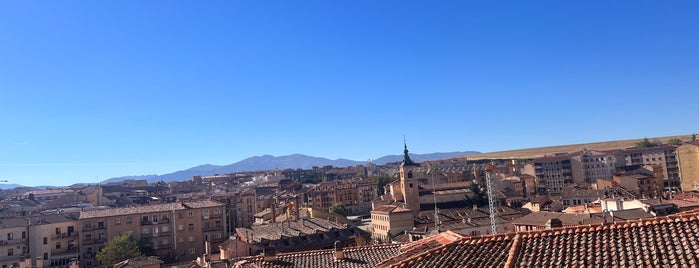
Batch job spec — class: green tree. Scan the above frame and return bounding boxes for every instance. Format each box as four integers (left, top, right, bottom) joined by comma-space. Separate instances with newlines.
466, 183, 489, 207
636, 137, 657, 148
329, 203, 347, 216
138, 237, 156, 256
96, 233, 143, 266
693, 133, 697, 142
372, 175, 394, 196
668, 138, 683, 145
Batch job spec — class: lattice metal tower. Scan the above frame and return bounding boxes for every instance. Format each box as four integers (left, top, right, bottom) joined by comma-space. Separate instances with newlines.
485, 166, 499, 234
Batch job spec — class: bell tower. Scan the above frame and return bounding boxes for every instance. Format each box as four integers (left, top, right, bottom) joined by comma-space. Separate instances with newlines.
400, 140, 420, 212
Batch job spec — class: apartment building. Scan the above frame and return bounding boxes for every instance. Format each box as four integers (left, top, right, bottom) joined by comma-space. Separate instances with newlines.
0, 218, 29, 268
677, 141, 699, 192
370, 205, 413, 243
571, 150, 618, 183
621, 144, 679, 189
534, 154, 574, 196
78, 200, 226, 267
27, 214, 79, 268
307, 179, 377, 215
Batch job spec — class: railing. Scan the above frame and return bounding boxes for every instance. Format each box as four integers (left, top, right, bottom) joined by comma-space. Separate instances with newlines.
202, 226, 222, 232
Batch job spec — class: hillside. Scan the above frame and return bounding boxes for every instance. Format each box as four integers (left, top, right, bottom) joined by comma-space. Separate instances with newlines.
467, 134, 694, 160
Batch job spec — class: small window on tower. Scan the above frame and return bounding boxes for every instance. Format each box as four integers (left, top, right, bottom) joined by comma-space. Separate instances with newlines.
408, 170, 413, 179
409, 183, 413, 188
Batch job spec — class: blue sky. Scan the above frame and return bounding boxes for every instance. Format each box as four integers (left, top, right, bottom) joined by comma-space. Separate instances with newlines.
1, 1, 697, 186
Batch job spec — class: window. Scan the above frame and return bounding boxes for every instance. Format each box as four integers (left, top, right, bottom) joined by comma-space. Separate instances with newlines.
43, 237, 48, 245
214, 209, 221, 215
7, 233, 13, 240
43, 253, 48, 260
115, 218, 121, 225
178, 224, 184, 231
21, 232, 25, 239
188, 236, 194, 242
152, 214, 159, 223
162, 238, 169, 245
56, 242, 61, 249
190, 248, 196, 254
142, 228, 150, 234
126, 216, 132, 224
215, 221, 221, 227
188, 211, 193, 217
179, 237, 184, 243
162, 226, 169, 233
7, 248, 13, 256
215, 233, 222, 239
142, 216, 149, 223
188, 224, 194, 230
56, 228, 61, 235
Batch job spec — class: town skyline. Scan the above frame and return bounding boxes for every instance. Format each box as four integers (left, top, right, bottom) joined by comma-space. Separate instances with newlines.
2, 1, 697, 187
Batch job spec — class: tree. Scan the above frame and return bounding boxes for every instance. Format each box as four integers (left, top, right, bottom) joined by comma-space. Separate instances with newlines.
693, 133, 697, 142
372, 175, 394, 196
138, 237, 156, 256
329, 203, 347, 216
96, 233, 143, 266
636, 137, 657, 148
668, 138, 683, 146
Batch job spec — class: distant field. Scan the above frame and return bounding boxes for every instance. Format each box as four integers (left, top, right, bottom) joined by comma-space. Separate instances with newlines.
466, 134, 693, 160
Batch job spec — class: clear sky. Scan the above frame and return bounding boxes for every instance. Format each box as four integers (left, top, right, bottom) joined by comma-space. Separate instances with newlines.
1, 1, 697, 187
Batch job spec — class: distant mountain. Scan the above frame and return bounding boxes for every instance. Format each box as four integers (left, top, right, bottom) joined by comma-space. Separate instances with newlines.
0, 184, 24, 190
372, 151, 478, 165
101, 174, 159, 184
102, 151, 479, 184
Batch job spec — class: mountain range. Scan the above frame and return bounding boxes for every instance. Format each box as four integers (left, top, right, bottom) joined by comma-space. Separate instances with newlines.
101, 151, 478, 184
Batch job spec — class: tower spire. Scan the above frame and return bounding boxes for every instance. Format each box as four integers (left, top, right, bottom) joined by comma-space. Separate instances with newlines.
402, 137, 418, 166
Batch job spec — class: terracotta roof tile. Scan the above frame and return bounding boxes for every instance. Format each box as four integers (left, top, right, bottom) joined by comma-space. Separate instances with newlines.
386, 209, 699, 268
79, 200, 224, 219
235, 244, 402, 268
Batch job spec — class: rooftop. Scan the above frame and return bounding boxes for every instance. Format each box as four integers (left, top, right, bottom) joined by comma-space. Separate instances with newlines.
387, 209, 699, 267
79, 200, 224, 219
234, 243, 402, 268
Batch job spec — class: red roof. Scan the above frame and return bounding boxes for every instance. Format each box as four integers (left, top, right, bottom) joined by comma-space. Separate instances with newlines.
386, 209, 699, 267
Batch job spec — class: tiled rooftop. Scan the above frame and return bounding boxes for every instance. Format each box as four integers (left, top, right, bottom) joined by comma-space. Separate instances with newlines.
234, 243, 402, 268
387, 209, 699, 267
234, 218, 369, 253
79, 200, 224, 219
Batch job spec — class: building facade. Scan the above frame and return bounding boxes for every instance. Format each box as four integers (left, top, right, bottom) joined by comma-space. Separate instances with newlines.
534, 155, 574, 196
621, 145, 679, 189
78, 200, 226, 267
28, 214, 79, 268
677, 142, 699, 192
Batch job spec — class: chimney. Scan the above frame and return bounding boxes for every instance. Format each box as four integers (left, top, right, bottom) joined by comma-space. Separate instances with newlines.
69, 258, 79, 268
545, 218, 563, 229
333, 240, 344, 261
263, 246, 276, 262
36, 257, 44, 268
205, 240, 211, 257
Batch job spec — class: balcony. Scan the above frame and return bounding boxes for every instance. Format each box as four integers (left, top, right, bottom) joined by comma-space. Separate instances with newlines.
54, 232, 77, 239
202, 226, 222, 232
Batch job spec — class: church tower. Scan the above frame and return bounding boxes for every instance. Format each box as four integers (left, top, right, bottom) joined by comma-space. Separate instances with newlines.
400, 141, 420, 212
